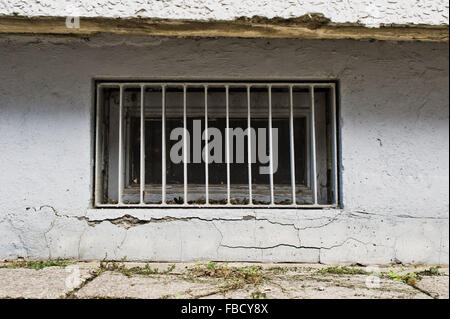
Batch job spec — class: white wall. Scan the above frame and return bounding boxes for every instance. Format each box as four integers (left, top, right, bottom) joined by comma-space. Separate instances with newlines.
0, 0, 448, 27
0, 34, 448, 264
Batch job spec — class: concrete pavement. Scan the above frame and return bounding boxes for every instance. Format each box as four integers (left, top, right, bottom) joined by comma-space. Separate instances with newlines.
0, 261, 448, 299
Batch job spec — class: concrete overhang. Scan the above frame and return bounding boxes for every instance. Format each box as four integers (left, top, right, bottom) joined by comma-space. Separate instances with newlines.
0, 15, 448, 42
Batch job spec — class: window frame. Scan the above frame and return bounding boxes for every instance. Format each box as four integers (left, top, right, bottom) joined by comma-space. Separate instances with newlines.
93, 80, 340, 209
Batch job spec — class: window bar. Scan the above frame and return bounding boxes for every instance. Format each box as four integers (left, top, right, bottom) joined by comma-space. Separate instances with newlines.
331, 85, 339, 205
310, 86, 318, 205
204, 85, 209, 204
94, 85, 102, 206
140, 85, 145, 204
306, 112, 311, 188
289, 85, 296, 205
183, 85, 188, 204
125, 112, 130, 186
225, 86, 231, 204
118, 85, 124, 204
161, 85, 166, 204
247, 86, 253, 205
125, 110, 131, 192
268, 85, 274, 205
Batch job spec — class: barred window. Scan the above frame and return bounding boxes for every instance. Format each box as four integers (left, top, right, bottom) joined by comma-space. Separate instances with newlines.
94, 81, 339, 207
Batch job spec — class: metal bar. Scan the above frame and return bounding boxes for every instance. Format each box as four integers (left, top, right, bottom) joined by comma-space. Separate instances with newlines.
268, 85, 274, 205
94, 85, 102, 205
310, 86, 318, 205
96, 203, 337, 209
204, 85, 209, 204
289, 85, 296, 205
183, 85, 188, 204
225, 86, 231, 204
306, 113, 311, 188
125, 115, 130, 190
161, 85, 166, 204
330, 85, 339, 205
99, 82, 335, 88
118, 85, 124, 204
140, 85, 145, 204
247, 86, 253, 204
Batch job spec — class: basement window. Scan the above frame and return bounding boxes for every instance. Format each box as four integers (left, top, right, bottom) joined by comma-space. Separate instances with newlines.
94, 81, 339, 208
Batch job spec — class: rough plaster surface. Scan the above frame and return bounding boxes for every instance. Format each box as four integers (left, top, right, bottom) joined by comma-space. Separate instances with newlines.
0, 34, 448, 264
0, 0, 448, 27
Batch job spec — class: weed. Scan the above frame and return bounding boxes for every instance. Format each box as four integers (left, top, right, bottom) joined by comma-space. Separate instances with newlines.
120, 264, 161, 277
316, 266, 370, 276
189, 262, 263, 285
250, 290, 267, 299
383, 270, 418, 286
416, 266, 443, 277
184, 262, 265, 297
5, 258, 73, 270
97, 259, 178, 278
266, 267, 288, 275
167, 264, 176, 273
174, 292, 183, 299
382, 266, 443, 286
205, 261, 217, 271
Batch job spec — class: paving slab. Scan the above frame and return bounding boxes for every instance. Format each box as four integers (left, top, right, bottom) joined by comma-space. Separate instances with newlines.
0, 261, 448, 299
75, 271, 221, 299
201, 274, 431, 299
414, 276, 449, 299
0, 264, 95, 299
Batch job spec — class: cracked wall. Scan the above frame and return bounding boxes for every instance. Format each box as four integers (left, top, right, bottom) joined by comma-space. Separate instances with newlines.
0, 34, 448, 264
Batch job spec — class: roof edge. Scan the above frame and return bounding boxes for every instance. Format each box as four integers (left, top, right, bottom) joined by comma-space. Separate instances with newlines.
0, 15, 448, 42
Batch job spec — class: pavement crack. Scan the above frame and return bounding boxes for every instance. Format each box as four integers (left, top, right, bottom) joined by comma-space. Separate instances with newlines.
64, 268, 101, 299
411, 283, 437, 299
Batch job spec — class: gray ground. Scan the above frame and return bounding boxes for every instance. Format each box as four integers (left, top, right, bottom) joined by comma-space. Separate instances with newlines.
0, 261, 448, 299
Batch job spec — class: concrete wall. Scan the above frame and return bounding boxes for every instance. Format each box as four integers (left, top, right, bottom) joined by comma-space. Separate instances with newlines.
0, 34, 448, 264
1, 0, 449, 27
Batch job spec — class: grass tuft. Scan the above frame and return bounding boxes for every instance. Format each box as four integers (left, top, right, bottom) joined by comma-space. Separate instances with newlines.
382, 270, 418, 286
5, 258, 73, 270
416, 266, 443, 277
250, 290, 267, 299
96, 258, 177, 278
189, 262, 263, 285
382, 266, 444, 286
316, 266, 370, 276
